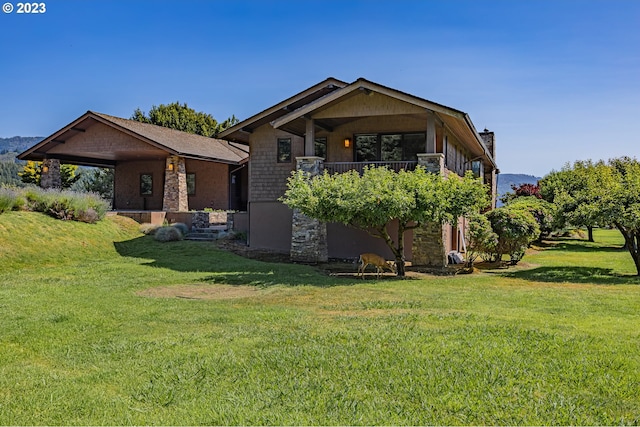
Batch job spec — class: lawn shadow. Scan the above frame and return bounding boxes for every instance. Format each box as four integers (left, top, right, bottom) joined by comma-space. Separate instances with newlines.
501, 266, 640, 285
113, 235, 387, 287
547, 240, 627, 254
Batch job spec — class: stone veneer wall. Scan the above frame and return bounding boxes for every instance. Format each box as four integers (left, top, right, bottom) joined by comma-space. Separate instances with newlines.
412, 153, 447, 267
162, 156, 188, 212
40, 159, 61, 189
290, 157, 328, 263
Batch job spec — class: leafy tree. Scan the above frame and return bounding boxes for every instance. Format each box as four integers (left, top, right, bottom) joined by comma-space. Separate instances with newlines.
281, 166, 489, 276
500, 182, 542, 205
539, 161, 607, 242
74, 167, 114, 202
486, 206, 540, 265
131, 102, 238, 137
19, 161, 81, 189
600, 157, 640, 275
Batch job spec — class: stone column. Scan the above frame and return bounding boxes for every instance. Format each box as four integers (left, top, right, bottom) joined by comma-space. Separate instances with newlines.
290, 156, 328, 263
162, 156, 188, 212
412, 153, 447, 267
40, 159, 61, 189
416, 153, 444, 174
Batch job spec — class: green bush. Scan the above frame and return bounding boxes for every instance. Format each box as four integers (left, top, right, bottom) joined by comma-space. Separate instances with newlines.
0, 188, 21, 213
487, 206, 540, 265
154, 226, 184, 242
466, 213, 499, 266
505, 196, 555, 240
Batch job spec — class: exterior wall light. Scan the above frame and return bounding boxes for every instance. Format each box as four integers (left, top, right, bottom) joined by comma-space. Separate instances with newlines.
168, 162, 174, 171
344, 138, 351, 148
42, 165, 49, 173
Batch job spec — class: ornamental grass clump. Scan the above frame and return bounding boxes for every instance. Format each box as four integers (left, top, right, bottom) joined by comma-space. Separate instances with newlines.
154, 225, 184, 242
139, 223, 161, 235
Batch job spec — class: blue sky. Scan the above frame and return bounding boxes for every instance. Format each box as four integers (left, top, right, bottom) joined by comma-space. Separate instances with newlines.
1, 0, 638, 177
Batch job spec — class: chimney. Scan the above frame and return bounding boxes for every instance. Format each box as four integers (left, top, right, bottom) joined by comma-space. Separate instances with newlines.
479, 128, 495, 161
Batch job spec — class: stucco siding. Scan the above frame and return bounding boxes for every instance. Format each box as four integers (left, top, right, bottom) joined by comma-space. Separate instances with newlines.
185, 159, 230, 210
114, 160, 165, 210
248, 201, 292, 252
327, 221, 413, 261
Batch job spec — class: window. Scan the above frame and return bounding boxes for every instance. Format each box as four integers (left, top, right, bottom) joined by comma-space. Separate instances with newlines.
186, 173, 196, 195
355, 133, 426, 162
140, 173, 152, 195
314, 137, 327, 159
471, 160, 483, 178
277, 138, 291, 163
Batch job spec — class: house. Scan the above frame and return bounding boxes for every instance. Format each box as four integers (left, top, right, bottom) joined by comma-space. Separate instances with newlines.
18, 111, 249, 216
219, 77, 498, 266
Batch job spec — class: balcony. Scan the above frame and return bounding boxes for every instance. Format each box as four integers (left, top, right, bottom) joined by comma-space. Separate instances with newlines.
323, 161, 418, 175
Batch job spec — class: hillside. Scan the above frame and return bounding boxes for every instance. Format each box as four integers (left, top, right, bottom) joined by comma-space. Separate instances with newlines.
496, 173, 541, 205
0, 136, 43, 152
0, 211, 142, 269
0, 136, 43, 161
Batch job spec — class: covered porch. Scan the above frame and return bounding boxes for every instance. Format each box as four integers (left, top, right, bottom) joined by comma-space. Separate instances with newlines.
19, 111, 249, 213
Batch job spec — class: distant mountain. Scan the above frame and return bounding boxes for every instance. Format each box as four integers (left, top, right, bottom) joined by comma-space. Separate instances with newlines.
0, 136, 43, 162
497, 173, 541, 206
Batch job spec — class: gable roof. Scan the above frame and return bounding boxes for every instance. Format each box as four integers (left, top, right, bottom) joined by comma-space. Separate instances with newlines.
19, 111, 249, 167
220, 77, 496, 169
218, 77, 348, 141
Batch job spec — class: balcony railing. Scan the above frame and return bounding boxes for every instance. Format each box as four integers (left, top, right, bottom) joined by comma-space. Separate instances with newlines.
323, 161, 418, 175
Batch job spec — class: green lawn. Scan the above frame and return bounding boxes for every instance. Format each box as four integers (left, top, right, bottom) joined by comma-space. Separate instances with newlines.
1, 212, 639, 425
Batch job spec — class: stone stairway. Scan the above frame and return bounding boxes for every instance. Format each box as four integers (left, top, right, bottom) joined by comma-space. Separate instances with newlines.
185, 224, 229, 241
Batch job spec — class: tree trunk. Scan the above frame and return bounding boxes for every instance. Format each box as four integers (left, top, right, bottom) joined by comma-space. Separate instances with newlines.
373, 224, 406, 277
587, 226, 594, 242
615, 223, 640, 276
395, 224, 406, 277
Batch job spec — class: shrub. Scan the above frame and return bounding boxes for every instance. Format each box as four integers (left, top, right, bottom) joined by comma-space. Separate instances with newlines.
0, 188, 25, 213
505, 196, 555, 240
487, 206, 540, 265
466, 213, 499, 267
154, 226, 184, 242
0, 186, 110, 223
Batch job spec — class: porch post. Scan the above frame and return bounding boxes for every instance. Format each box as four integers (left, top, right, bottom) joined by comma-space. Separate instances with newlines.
162, 156, 188, 212
426, 111, 436, 153
304, 117, 315, 156
40, 159, 61, 189
290, 156, 328, 263
412, 153, 447, 267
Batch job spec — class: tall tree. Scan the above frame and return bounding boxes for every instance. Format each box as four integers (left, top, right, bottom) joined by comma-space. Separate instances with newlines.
600, 157, 640, 276
539, 160, 606, 242
281, 166, 489, 276
131, 102, 238, 137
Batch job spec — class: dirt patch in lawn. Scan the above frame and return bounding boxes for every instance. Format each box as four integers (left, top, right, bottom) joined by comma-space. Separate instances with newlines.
138, 284, 259, 300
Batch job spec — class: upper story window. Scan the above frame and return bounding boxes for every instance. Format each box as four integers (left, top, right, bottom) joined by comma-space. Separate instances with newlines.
355, 133, 426, 162
277, 138, 291, 163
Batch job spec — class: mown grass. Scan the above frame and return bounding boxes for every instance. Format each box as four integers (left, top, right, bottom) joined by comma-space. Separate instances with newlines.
0, 212, 639, 425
